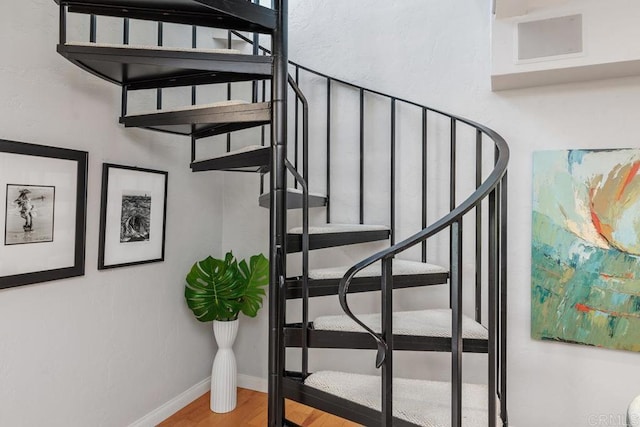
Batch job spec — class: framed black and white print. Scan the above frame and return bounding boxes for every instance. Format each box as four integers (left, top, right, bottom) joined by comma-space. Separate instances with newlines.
0, 139, 87, 290
98, 164, 168, 269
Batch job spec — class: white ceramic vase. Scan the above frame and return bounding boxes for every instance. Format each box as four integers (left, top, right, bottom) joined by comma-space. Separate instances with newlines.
210, 319, 239, 413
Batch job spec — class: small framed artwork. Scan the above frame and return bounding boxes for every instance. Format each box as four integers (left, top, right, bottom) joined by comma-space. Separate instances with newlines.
98, 163, 168, 269
0, 139, 88, 290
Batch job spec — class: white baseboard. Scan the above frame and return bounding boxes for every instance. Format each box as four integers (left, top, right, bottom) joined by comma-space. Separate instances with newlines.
129, 373, 268, 426
238, 373, 268, 393
129, 377, 211, 427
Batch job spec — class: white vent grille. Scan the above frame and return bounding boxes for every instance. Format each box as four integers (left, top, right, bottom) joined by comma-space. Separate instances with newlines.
517, 14, 583, 61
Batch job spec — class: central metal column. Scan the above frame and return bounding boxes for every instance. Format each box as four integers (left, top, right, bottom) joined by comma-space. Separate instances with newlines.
268, 0, 288, 425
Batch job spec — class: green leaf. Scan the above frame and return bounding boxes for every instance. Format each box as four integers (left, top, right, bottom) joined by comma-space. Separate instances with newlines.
185, 252, 269, 321
237, 254, 269, 317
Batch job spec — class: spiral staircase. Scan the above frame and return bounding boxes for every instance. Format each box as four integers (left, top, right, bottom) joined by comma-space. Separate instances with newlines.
54, 1, 509, 426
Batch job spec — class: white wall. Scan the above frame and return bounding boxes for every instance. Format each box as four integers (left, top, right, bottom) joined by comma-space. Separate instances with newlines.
224, 1, 640, 426
0, 1, 225, 426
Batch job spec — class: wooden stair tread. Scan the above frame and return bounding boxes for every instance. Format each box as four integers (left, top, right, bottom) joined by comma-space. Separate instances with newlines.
258, 187, 328, 209
303, 371, 495, 427
191, 145, 270, 173
57, 42, 272, 89
286, 223, 390, 253
120, 101, 270, 136
57, 0, 276, 33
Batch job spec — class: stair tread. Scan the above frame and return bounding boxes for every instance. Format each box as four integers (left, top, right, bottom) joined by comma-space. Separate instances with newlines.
313, 308, 487, 340
121, 101, 270, 136
286, 224, 390, 253
289, 223, 389, 234
258, 188, 327, 209
126, 99, 247, 115
267, 187, 327, 198
57, 42, 272, 89
285, 265, 449, 299
305, 371, 495, 427
58, 0, 276, 33
191, 145, 270, 173
202, 144, 265, 158
65, 41, 244, 55
309, 259, 447, 280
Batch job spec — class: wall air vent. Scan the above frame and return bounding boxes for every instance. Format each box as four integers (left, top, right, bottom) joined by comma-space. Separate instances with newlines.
517, 14, 583, 61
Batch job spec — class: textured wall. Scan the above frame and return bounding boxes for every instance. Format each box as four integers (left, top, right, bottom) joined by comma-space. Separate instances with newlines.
224, 1, 640, 426
0, 1, 224, 426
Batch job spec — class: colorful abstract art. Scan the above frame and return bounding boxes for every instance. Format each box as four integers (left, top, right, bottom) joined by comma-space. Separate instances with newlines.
532, 149, 640, 352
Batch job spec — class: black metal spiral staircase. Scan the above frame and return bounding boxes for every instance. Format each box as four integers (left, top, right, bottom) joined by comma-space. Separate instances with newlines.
54, 1, 509, 426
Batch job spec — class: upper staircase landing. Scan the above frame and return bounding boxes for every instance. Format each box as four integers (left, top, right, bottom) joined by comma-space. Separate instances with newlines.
56, 0, 276, 33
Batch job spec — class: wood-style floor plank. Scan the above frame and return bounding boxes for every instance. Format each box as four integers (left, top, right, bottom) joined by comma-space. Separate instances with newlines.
159, 388, 361, 426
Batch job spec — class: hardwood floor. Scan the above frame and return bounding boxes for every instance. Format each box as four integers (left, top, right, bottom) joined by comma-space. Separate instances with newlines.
159, 388, 361, 426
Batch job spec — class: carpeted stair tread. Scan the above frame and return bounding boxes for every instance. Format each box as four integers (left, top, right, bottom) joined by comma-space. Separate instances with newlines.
305, 371, 496, 427
313, 308, 488, 340
309, 259, 447, 280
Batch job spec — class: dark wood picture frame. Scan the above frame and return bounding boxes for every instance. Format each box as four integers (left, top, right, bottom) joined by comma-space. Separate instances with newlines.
98, 163, 168, 270
0, 139, 87, 290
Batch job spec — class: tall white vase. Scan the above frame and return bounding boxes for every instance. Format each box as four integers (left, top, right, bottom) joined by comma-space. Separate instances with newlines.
210, 319, 239, 413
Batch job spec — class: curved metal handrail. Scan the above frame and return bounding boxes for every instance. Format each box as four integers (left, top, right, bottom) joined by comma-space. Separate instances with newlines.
339, 122, 508, 366
231, 28, 510, 368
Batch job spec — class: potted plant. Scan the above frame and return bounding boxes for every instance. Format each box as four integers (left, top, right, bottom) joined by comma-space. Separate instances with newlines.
185, 251, 268, 413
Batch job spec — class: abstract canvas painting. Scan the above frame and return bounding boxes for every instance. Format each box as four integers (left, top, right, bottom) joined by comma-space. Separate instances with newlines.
532, 149, 640, 352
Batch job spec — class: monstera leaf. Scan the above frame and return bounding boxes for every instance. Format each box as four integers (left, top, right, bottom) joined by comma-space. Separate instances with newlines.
237, 254, 269, 318
185, 252, 268, 322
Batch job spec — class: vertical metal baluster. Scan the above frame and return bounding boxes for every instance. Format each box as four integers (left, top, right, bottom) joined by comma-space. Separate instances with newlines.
451, 220, 463, 427
475, 130, 483, 323
421, 108, 428, 262
191, 25, 197, 106
123, 18, 129, 44
301, 166, 309, 378
121, 86, 128, 118
191, 136, 196, 163
120, 18, 130, 120
252, 1, 259, 103
226, 30, 232, 152
260, 51, 267, 196
488, 185, 498, 427
89, 14, 97, 43
500, 173, 509, 427
156, 22, 163, 110
381, 257, 393, 426
326, 78, 331, 224
449, 118, 457, 307
59, 5, 67, 45
301, 80, 310, 378
359, 88, 365, 224
294, 66, 299, 189
390, 99, 396, 245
